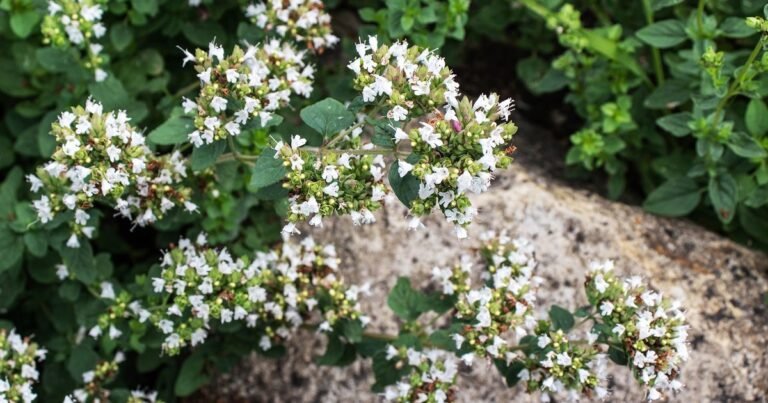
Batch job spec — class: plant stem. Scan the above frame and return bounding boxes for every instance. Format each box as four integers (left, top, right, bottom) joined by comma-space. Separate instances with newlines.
215, 137, 259, 166
696, 0, 705, 36
304, 146, 408, 158
174, 81, 200, 98
325, 120, 367, 149
712, 37, 765, 124
642, 0, 665, 86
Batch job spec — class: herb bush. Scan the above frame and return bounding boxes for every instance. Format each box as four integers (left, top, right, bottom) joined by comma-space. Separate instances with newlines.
507, 0, 768, 248
0, 0, 692, 402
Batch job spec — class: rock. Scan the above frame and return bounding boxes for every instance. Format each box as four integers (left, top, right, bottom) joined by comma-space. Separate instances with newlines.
193, 163, 768, 402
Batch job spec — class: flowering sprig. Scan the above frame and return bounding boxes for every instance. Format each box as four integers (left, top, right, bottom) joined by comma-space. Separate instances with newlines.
244, 0, 339, 53
349, 37, 516, 237
382, 348, 458, 403
180, 39, 314, 147
0, 329, 46, 403
517, 327, 609, 400
276, 133, 389, 235
396, 94, 517, 238
585, 260, 688, 400
64, 352, 161, 403
94, 233, 368, 356
261, 37, 517, 239
42, 0, 109, 81
438, 235, 540, 361
373, 235, 689, 402
28, 99, 197, 248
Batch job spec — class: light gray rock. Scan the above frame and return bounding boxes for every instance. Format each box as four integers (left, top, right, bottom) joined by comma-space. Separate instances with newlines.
195, 165, 768, 403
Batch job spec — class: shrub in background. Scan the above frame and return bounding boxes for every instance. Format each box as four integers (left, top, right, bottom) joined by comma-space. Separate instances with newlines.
511, 0, 768, 248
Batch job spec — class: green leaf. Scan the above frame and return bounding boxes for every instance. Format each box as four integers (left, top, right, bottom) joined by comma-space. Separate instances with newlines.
371, 351, 408, 391
23, 231, 48, 257
636, 20, 687, 48
720, 17, 757, 38
182, 21, 227, 47
720, 17, 756, 38
253, 182, 289, 200
190, 140, 227, 171
651, 0, 683, 10
495, 359, 526, 387
131, 0, 159, 16
249, 148, 286, 189
0, 137, 13, 170
745, 185, 768, 208
110, 22, 135, 52
58, 281, 81, 302
400, 14, 414, 31
10, 202, 36, 232
0, 226, 23, 273
516, 57, 568, 95
656, 112, 692, 137
148, 116, 193, 145
582, 29, 649, 82
316, 336, 345, 365
739, 205, 768, 244
549, 305, 575, 331
67, 343, 99, 381
59, 242, 96, 284
643, 177, 702, 216
342, 319, 364, 343
644, 79, 689, 109
300, 98, 355, 137
727, 132, 767, 158
388, 159, 420, 208
608, 345, 628, 365
745, 98, 768, 137
387, 277, 430, 321
10, 9, 41, 38
175, 352, 210, 396
36, 47, 77, 73
708, 173, 738, 224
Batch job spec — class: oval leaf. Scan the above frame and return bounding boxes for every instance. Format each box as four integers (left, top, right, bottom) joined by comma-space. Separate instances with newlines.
643, 177, 702, 216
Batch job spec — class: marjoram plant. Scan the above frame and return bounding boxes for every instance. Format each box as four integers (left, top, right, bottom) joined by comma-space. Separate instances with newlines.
0, 0, 691, 402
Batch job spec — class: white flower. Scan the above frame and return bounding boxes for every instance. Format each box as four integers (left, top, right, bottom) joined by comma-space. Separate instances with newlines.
210, 96, 228, 113
397, 160, 413, 177
388, 105, 408, 121
418, 123, 442, 148
600, 300, 614, 316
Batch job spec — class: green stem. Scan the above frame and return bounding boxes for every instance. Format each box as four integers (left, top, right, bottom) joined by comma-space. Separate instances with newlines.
518, 0, 550, 19
642, 0, 665, 86
588, 0, 611, 26
325, 120, 367, 149
696, 0, 705, 36
304, 146, 408, 158
174, 81, 200, 98
712, 37, 765, 124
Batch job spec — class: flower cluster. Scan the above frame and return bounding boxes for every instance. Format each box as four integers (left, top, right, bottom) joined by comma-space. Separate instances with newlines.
64, 352, 160, 403
437, 235, 540, 360
276, 134, 389, 236
383, 348, 458, 403
41, 0, 109, 81
0, 329, 46, 403
94, 233, 368, 355
28, 99, 197, 248
244, 0, 339, 53
518, 328, 609, 400
585, 260, 689, 401
180, 39, 314, 147
349, 37, 517, 237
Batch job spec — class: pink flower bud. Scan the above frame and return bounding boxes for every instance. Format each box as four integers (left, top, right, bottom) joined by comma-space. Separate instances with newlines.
450, 119, 462, 133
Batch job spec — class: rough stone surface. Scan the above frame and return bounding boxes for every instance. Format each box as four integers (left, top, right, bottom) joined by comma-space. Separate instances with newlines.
194, 164, 768, 403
